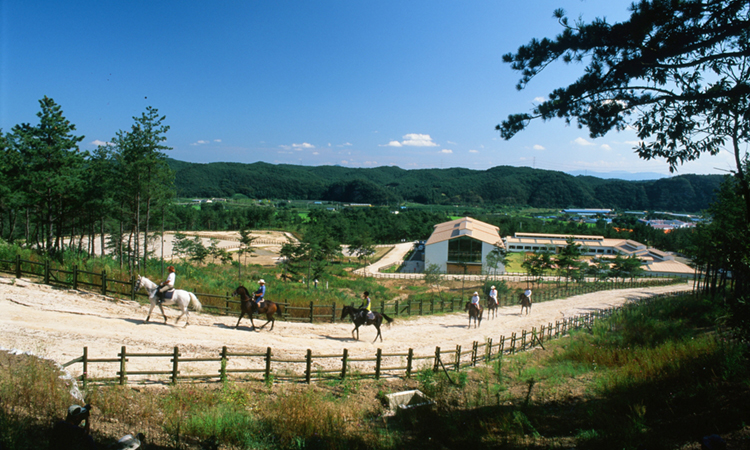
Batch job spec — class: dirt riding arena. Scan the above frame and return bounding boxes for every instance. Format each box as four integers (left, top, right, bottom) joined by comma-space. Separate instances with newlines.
0, 275, 694, 382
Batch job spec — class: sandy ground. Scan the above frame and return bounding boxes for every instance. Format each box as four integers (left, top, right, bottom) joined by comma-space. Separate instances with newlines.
0, 274, 695, 383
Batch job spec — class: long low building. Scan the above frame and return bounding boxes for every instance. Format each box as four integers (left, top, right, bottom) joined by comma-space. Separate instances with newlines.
504, 232, 694, 277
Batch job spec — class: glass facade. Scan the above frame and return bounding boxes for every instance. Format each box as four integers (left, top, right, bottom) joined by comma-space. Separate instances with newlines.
447, 237, 483, 263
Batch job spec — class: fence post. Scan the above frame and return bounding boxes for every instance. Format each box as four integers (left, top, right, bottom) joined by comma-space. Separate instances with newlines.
430, 298, 434, 315
171, 346, 180, 385
220, 346, 228, 383
73, 265, 78, 290
419, 299, 424, 316
375, 348, 382, 379
44, 260, 50, 284
511, 333, 516, 354
471, 341, 479, 366
499, 335, 505, 356
82, 347, 88, 389
101, 270, 107, 296
522, 330, 527, 350
305, 349, 312, 384
486, 338, 493, 362
394, 300, 399, 317
406, 348, 413, 378
118, 346, 127, 385
332, 302, 336, 322
265, 347, 272, 382
455, 345, 461, 371
433, 346, 441, 372
309, 302, 314, 323
131, 276, 136, 301
341, 348, 348, 379
15, 255, 21, 279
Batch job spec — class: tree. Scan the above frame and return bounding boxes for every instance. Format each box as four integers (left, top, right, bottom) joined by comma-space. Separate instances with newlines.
111, 107, 174, 271
237, 227, 257, 280
498, 1, 750, 220
279, 226, 341, 286
485, 243, 510, 276
423, 263, 446, 302
554, 237, 584, 286
349, 234, 376, 270
8, 97, 86, 254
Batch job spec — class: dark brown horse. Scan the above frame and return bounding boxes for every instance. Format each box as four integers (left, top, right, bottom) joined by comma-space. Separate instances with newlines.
340, 305, 393, 342
486, 294, 498, 319
232, 286, 282, 331
464, 302, 483, 328
519, 292, 532, 315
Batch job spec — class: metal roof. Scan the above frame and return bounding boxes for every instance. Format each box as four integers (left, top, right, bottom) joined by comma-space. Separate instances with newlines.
425, 217, 503, 247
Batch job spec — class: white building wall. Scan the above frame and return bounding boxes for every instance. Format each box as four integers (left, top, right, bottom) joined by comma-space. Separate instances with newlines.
424, 241, 449, 272
481, 242, 506, 274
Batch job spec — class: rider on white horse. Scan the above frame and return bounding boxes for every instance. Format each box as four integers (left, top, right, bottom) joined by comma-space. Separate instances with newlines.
254, 279, 266, 308
157, 266, 176, 304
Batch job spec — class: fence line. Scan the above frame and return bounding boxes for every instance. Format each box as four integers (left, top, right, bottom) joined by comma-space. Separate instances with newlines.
61, 291, 685, 387
0, 254, 682, 324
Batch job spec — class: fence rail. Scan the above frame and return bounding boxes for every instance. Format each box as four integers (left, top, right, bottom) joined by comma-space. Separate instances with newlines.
0, 254, 682, 325
60, 291, 684, 387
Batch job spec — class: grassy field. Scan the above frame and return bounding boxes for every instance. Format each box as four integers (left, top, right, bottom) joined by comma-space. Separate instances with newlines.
1, 292, 747, 450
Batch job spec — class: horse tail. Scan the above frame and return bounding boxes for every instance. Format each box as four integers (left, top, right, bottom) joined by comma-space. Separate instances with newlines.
190, 292, 202, 312
381, 313, 394, 324
275, 302, 283, 317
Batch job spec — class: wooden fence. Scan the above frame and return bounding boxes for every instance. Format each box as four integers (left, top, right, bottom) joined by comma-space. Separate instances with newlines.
0, 254, 682, 324
60, 291, 683, 387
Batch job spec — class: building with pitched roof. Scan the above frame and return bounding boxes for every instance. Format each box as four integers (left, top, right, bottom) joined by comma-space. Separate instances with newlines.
424, 217, 505, 274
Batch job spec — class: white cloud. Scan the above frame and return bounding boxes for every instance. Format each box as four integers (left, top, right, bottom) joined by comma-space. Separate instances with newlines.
312, 152, 319, 155
292, 142, 315, 150
382, 133, 438, 147
191, 140, 209, 146
600, 144, 612, 151
534, 96, 546, 103
573, 137, 595, 146
440, 149, 453, 154
214, 139, 222, 143
341, 160, 350, 165
469, 149, 479, 153
533, 144, 545, 150
91, 139, 113, 146
341, 142, 352, 146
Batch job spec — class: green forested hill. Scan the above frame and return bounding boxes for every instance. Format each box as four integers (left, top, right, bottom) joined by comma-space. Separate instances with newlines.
168, 159, 724, 212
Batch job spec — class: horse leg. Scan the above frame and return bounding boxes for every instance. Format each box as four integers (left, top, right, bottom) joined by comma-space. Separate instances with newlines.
373, 325, 382, 343
159, 304, 168, 323
235, 311, 245, 329
145, 302, 155, 323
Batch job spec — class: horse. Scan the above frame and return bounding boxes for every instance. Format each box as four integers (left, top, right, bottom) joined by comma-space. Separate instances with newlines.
519, 292, 532, 315
340, 305, 393, 342
232, 286, 282, 331
486, 294, 498, 319
135, 275, 202, 327
464, 302, 483, 328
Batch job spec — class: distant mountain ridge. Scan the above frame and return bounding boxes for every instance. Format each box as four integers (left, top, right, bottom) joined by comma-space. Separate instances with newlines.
168, 159, 725, 212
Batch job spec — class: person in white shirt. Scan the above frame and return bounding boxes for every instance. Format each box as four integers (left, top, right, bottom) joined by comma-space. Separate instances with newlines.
157, 266, 176, 303
489, 286, 498, 306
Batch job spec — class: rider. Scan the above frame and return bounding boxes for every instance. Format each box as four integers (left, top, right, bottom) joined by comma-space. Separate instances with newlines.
524, 289, 532, 303
157, 266, 176, 304
470, 291, 481, 312
489, 285, 498, 306
254, 279, 266, 308
359, 291, 374, 320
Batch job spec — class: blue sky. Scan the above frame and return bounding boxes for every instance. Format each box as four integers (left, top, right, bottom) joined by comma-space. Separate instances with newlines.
1, 1, 738, 178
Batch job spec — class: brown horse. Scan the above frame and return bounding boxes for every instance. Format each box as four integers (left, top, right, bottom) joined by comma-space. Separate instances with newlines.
486, 294, 498, 319
340, 305, 393, 342
464, 302, 482, 328
519, 292, 532, 315
232, 286, 282, 331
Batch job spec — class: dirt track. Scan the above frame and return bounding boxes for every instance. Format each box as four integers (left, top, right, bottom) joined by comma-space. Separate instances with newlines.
0, 275, 694, 381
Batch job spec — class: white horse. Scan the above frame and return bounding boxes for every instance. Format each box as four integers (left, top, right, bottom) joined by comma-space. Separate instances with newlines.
135, 275, 202, 327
